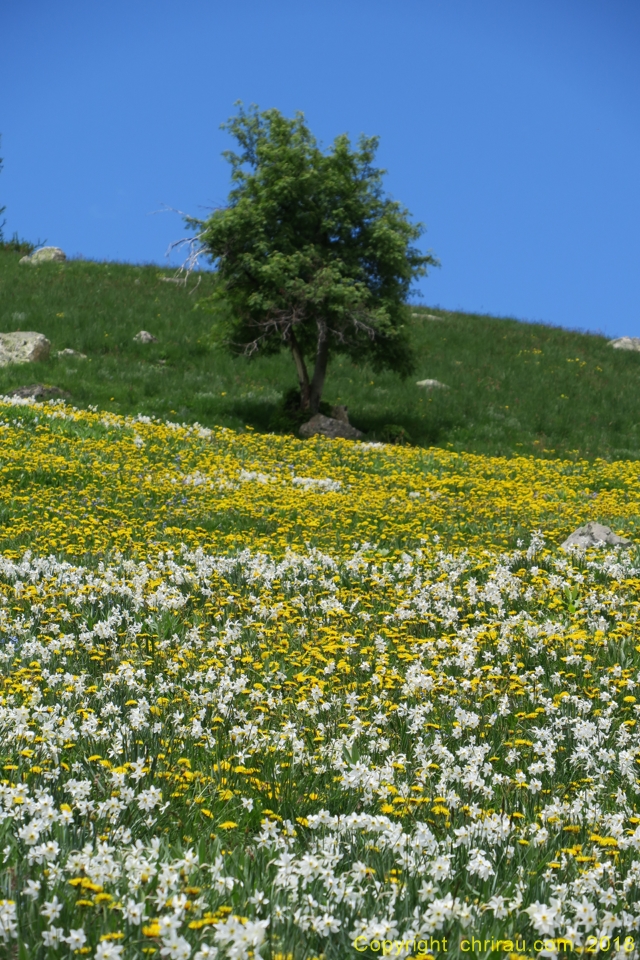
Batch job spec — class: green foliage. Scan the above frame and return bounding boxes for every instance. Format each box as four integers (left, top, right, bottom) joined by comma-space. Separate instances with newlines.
378, 423, 412, 445
185, 104, 438, 411
0, 232, 37, 255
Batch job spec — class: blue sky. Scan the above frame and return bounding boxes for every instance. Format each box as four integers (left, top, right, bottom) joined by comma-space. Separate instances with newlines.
2, 0, 639, 337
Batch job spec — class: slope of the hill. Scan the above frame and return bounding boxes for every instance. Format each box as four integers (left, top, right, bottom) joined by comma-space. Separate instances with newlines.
1, 249, 639, 460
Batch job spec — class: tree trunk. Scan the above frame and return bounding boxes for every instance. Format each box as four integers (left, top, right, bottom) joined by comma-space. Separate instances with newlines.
309, 319, 330, 414
288, 329, 311, 409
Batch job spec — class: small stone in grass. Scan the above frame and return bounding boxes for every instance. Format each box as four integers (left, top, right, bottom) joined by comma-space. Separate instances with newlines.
18, 246, 66, 265
416, 379, 449, 390
133, 330, 158, 343
560, 521, 631, 550
58, 348, 87, 359
609, 337, 640, 351
8, 383, 70, 400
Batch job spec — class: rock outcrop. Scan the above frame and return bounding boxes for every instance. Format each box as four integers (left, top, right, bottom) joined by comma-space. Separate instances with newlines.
299, 413, 364, 440
0, 332, 51, 366
133, 330, 158, 343
560, 521, 631, 550
19, 246, 66, 265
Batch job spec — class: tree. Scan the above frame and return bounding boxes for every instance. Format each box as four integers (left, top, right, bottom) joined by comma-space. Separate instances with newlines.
184, 105, 439, 413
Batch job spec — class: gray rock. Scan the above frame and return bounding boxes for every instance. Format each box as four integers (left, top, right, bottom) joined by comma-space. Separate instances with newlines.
609, 337, 640, 351
560, 521, 631, 550
133, 330, 158, 344
19, 246, 66, 265
0, 332, 51, 366
416, 378, 449, 390
300, 413, 364, 440
8, 384, 70, 400
57, 348, 87, 359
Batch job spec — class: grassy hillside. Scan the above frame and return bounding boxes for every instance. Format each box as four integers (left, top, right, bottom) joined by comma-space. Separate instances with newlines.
1, 248, 638, 460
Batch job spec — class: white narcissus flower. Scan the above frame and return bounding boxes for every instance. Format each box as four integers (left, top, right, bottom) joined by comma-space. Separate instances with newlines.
66, 928, 88, 949
22, 879, 41, 900
573, 899, 597, 930
525, 901, 559, 936
0, 900, 18, 943
160, 931, 192, 959
137, 786, 163, 811
17, 821, 40, 845
122, 899, 145, 925
486, 894, 509, 919
311, 913, 341, 935
95, 942, 124, 959
40, 895, 63, 922
467, 849, 494, 880
41, 927, 65, 947
194, 946, 218, 960
430, 856, 451, 880
419, 880, 438, 901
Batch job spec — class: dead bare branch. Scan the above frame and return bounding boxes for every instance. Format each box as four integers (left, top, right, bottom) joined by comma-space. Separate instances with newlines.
147, 203, 214, 289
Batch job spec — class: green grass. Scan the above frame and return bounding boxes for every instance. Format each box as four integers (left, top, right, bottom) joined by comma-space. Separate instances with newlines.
1, 247, 638, 459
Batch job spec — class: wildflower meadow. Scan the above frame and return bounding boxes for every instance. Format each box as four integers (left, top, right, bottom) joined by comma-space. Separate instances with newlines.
1, 396, 640, 959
